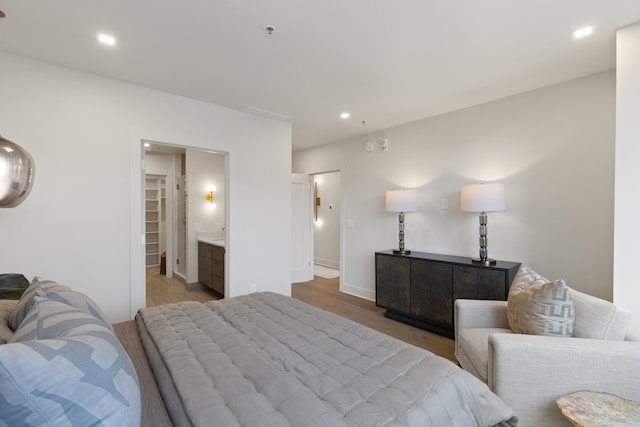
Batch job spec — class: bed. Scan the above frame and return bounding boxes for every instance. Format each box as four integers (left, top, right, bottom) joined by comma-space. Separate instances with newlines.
126, 291, 518, 427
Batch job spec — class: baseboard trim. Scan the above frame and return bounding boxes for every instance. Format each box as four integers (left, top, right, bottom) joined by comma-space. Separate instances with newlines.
314, 258, 340, 269
340, 282, 375, 302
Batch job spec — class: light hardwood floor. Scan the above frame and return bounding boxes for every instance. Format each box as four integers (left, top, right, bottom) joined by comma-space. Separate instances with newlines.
292, 276, 455, 362
145, 269, 455, 362
146, 268, 221, 307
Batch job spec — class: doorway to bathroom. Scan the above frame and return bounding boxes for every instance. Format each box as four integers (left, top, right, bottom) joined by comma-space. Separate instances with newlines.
143, 141, 228, 300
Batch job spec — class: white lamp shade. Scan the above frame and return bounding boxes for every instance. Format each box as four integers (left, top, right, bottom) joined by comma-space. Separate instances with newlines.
385, 189, 418, 213
460, 183, 506, 212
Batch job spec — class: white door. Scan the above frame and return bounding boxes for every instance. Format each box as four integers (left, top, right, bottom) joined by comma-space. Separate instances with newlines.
291, 173, 313, 283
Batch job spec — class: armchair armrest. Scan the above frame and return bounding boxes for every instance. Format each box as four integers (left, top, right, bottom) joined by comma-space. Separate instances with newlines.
488, 333, 640, 426
454, 299, 509, 337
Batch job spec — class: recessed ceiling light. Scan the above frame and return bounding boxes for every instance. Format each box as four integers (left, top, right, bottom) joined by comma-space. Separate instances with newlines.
572, 26, 594, 39
97, 33, 116, 46
340, 112, 350, 119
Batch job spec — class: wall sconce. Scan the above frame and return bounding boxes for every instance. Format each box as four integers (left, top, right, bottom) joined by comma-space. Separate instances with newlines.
314, 182, 321, 221
206, 185, 216, 210
460, 183, 506, 265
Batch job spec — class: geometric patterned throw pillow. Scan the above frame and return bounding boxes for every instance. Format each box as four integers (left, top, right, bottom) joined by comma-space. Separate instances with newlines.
1, 297, 140, 426
33, 287, 114, 331
9, 277, 113, 332
507, 264, 547, 331
507, 278, 575, 337
8, 277, 45, 331
510, 264, 548, 290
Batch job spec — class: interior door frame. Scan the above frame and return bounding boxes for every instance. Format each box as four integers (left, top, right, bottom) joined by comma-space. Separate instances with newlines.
291, 168, 344, 288
311, 171, 342, 272
130, 137, 230, 318
291, 173, 314, 283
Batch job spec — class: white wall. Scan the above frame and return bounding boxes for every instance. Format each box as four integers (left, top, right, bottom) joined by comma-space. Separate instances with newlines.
0, 52, 292, 323
314, 171, 340, 268
614, 23, 640, 336
186, 150, 226, 283
294, 71, 615, 302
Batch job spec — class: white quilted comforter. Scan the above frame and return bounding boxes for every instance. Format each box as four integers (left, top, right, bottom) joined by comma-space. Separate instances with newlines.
137, 292, 517, 427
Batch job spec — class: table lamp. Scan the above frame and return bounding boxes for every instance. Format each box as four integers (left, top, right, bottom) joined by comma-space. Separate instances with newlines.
385, 189, 418, 255
460, 183, 506, 265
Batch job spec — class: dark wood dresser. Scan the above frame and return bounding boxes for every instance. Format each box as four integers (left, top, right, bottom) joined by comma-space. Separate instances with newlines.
375, 250, 520, 337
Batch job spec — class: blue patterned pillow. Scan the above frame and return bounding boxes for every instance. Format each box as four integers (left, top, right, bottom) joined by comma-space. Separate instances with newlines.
9, 277, 112, 332
1, 297, 141, 426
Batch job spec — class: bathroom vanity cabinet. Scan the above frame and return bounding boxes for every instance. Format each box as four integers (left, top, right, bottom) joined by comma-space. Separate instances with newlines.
198, 241, 225, 296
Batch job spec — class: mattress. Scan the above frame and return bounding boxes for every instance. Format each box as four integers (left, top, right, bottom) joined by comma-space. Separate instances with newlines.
137, 292, 517, 427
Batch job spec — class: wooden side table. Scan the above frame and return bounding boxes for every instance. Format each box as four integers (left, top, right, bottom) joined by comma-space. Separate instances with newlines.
557, 391, 640, 426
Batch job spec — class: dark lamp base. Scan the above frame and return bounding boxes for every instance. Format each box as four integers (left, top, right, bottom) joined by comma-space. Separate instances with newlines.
472, 258, 497, 266
393, 249, 412, 256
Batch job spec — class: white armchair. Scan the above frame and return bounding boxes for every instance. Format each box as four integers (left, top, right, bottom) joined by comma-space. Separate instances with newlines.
455, 295, 640, 427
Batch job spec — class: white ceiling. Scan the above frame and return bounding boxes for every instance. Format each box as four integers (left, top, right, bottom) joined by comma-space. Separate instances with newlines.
1, 1, 640, 152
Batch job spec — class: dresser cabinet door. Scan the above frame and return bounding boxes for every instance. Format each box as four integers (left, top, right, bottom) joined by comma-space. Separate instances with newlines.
478, 269, 506, 299
453, 266, 506, 301
453, 266, 477, 300
376, 255, 410, 313
411, 260, 453, 327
